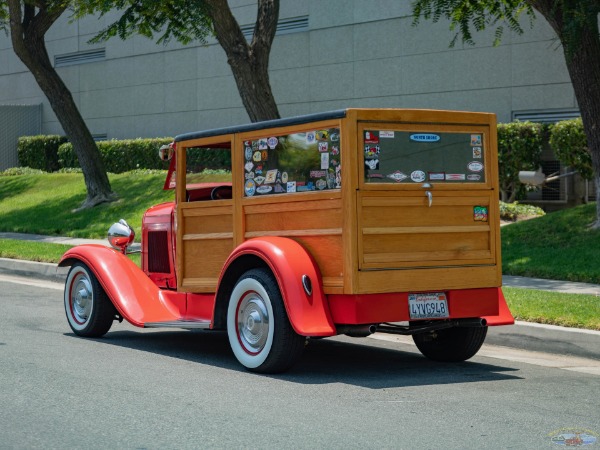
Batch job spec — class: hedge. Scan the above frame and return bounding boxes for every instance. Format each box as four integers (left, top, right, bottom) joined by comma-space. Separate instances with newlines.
549, 118, 592, 180
58, 138, 231, 173
497, 121, 544, 202
17, 135, 67, 172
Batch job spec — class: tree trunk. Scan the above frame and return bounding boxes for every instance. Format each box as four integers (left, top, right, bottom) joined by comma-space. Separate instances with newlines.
206, 0, 280, 122
532, 0, 600, 228
8, 1, 115, 210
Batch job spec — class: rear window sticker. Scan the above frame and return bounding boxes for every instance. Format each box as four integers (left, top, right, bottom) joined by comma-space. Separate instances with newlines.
380, 131, 395, 138
318, 142, 329, 153
330, 132, 339, 142
261, 150, 269, 161
245, 147, 253, 161
468, 161, 484, 172
252, 151, 262, 162
310, 170, 327, 178
429, 172, 445, 181
446, 173, 466, 181
306, 131, 316, 144
267, 137, 278, 149
281, 172, 288, 183
387, 171, 408, 182
254, 176, 266, 185
365, 159, 379, 170
471, 134, 482, 146
287, 181, 297, 193
365, 131, 379, 144
258, 138, 268, 150
245, 161, 254, 172
410, 133, 440, 143
472, 147, 482, 158
274, 183, 285, 193
331, 145, 340, 155
321, 153, 329, 169
365, 145, 380, 158
411, 170, 426, 182
467, 174, 481, 181
316, 179, 327, 190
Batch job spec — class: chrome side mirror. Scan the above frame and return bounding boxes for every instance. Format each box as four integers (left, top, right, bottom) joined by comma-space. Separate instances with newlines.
158, 143, 174, 161
108, 219, 135, 254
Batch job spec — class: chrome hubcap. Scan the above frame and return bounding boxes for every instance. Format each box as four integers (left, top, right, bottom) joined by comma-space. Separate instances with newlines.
237, 294, 269, 354
71, 274, 92, 324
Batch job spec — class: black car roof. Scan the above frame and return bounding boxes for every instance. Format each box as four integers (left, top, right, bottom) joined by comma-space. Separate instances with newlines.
174, 109, 347, 143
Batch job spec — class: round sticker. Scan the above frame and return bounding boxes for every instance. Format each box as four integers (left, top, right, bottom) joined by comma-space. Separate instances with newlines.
411, 170, 426, 182
468, 161, 484, 172
244, 180, 256, 197
256, 185, 272, 194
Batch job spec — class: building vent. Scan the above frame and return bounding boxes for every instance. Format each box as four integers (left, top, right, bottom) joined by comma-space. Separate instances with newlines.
512, 110, 580, 124
241, 16, 309, 39
148, 231, 171, 274
54, 49, 106, 68
92, 134, 108, 141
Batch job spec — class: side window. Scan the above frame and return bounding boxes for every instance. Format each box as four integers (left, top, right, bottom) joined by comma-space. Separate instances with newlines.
185, 146, 233, 201
186, 147, 232, 185
363, 130, 486, 184
243, 128, 341, 197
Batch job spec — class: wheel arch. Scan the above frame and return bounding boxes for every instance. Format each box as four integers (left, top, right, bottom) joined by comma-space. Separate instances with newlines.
214, 237, 336, 336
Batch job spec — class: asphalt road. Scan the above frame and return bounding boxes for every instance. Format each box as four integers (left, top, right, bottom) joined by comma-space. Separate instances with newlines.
1, 277, 599, 449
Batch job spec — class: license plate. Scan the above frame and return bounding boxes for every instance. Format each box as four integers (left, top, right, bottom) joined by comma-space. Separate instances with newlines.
408, 292, 449, 320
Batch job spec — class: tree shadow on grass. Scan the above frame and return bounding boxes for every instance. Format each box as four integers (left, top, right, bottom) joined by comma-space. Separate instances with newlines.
68, 328, 522, 389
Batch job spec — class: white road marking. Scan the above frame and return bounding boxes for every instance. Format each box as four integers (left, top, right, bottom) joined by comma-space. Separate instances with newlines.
0, 274, 63, 291
370, 333, 600, 376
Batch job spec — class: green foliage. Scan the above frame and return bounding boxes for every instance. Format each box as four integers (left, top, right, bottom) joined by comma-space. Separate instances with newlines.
58, 138, 174, 173
497, 121, 544, 202
499, 201, 545, 221
411, 0, 535, 47
17, 135, 68, 172
549, 117, 592, 179
74, 0, 214, 45
1, 167, 46, 176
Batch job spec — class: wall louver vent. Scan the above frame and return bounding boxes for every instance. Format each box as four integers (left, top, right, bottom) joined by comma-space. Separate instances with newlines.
54, 49, 106, 68
241, 16, 309, 39
512, 110, 580, 124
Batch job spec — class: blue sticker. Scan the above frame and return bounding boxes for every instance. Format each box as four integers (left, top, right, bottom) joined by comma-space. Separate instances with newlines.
410, 133, 440, 143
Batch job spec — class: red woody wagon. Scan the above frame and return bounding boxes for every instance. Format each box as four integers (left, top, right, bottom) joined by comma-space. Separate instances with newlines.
60, 108, 513, 373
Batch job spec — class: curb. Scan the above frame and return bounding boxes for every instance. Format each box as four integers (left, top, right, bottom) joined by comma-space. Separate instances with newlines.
0, 257, 68, 283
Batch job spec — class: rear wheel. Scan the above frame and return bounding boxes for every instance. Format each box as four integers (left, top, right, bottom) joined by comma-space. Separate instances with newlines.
64, 262, 116, 337
412, 325, 487, 362
227, 268, 305, 373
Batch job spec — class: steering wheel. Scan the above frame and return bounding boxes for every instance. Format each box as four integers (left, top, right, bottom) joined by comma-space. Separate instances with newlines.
210, 186, 232, 200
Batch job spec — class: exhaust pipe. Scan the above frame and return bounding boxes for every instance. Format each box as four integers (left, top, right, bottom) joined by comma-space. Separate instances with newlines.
337, 324, 378, 337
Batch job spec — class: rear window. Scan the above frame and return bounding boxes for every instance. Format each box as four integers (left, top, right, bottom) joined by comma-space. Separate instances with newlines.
363, 130, 485, 184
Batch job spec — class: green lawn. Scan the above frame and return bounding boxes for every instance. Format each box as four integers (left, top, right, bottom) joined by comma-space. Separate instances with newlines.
503, 287, 600, 330
501, 203, 600, 284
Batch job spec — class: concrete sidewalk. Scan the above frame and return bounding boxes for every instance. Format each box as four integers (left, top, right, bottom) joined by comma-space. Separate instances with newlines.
1, 232, 599, 361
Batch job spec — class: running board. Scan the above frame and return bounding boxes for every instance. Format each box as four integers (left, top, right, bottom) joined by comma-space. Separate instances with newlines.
144, 320, 211, 329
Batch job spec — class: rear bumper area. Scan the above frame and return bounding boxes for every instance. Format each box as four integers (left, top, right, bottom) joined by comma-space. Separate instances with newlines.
328, 287, 512, 325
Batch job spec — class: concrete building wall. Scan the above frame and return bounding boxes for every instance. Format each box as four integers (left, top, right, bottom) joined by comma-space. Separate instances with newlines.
0, 0, 576, 140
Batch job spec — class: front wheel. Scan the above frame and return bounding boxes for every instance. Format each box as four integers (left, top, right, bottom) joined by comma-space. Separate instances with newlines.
64, 262, 116, 337
227, 268, 305, 373
412, 325, 488, 362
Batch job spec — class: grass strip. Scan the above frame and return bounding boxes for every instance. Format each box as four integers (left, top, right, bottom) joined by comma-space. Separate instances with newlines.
0, 239, 140, 266
503, 287, 600, 330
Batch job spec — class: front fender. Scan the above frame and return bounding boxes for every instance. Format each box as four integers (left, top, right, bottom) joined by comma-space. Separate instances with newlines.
219, 237, 336, 337
59, 245, 182, 327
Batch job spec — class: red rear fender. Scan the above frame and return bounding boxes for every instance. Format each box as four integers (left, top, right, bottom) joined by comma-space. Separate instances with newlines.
59, 245, 184, 327
218, 237, 336, 336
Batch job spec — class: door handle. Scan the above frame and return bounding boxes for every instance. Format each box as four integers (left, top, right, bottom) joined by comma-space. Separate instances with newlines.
425, 190, 433, 207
